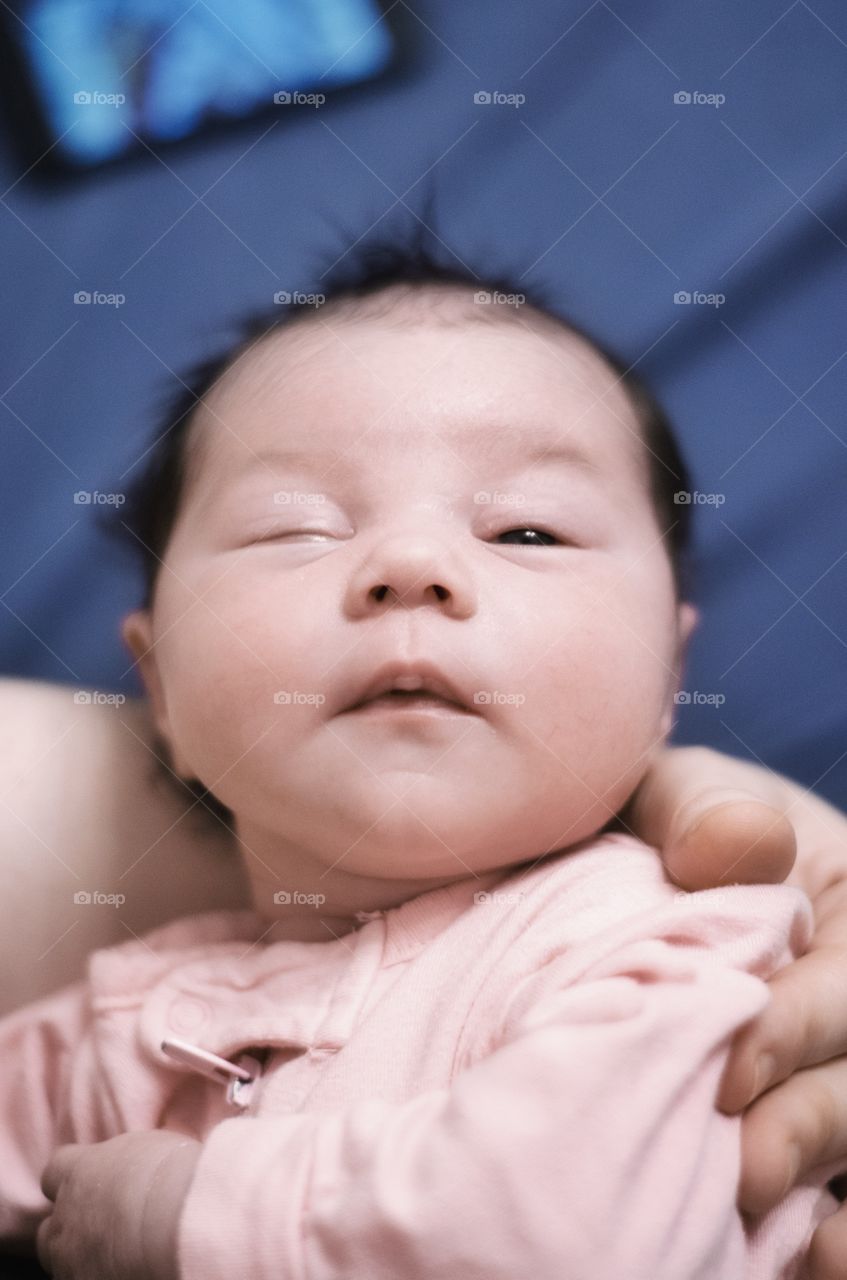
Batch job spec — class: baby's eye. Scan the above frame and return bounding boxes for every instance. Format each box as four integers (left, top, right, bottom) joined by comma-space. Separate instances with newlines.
251, 529, 333, 544
494, 527, 560, 547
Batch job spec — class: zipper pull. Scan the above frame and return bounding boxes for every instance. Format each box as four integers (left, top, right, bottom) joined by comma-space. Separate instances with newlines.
161, 1037, 264, 1109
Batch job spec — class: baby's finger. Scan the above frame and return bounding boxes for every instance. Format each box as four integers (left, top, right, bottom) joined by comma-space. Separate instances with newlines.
40, 1144, 81, 1201
718, 947, 847, 1114
734, 1056, 847, 1216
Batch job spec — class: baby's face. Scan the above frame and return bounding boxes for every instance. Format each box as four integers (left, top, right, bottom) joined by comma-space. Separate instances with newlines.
125, 293, 696, 884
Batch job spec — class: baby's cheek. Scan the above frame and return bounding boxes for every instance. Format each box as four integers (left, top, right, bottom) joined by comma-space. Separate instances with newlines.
529, 616, 671, 782
153, 604, 270, 772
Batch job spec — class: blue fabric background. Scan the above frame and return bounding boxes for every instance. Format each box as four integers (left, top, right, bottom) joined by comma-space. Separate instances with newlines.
1, 0, 845, 805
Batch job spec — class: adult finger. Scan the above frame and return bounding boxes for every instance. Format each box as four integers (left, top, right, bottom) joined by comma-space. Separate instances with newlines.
35, 1213, 54, 1274
733, 1055, 847, 1216
807, 1203, 847, 1280
664, 796, 796, 891
624, 747, 796, 891
718, 946, 847, 1114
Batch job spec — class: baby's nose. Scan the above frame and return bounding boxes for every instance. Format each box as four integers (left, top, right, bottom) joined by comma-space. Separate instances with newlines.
345, 533, 476, 619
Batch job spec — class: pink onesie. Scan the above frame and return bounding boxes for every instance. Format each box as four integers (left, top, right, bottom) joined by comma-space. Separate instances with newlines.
0, 831, 842, 1278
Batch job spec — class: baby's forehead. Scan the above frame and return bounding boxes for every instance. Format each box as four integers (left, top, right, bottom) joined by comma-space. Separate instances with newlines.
188, 293, 647, 487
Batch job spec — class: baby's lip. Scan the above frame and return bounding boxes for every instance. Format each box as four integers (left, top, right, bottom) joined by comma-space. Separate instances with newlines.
338, 660, 480, 715
346, 691, 472, 716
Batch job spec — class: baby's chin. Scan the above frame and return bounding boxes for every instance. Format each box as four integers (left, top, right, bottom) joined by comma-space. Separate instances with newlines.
237, 799, 606, 886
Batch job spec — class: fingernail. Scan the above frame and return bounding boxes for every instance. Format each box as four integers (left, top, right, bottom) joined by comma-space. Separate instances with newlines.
752, 1052, 777, 1099
682, 792, 761, 838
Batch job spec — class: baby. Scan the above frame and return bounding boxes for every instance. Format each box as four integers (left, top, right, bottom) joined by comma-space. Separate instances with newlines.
1, 242, 842, 1279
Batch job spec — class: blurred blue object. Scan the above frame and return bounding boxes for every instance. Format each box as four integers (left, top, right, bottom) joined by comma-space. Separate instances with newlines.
0, 0, 845, 807
17, 0, 393, 163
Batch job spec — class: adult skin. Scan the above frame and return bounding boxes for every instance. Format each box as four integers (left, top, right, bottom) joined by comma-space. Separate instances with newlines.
0, 678, 247, 1016
2, 677, 846, 1278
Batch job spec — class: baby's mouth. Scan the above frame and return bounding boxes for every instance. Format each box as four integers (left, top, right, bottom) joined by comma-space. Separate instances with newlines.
346, 689, 474, 716
336, 659, 482, 718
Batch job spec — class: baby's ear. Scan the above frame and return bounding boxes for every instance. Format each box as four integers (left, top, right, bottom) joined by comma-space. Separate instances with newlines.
659, 603, 701, 739
677, 601, 699, 661
121, 611, 195, 782
121, 610, 169, 741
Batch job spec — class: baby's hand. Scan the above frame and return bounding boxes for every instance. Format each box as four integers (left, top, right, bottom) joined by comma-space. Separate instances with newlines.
37, 1130, 201, 1280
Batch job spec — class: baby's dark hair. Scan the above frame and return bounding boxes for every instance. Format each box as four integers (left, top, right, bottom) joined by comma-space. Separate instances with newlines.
101, 233, 695, 833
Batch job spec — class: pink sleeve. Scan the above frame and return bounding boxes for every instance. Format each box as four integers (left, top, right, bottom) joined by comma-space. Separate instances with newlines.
0, 981, 89, 1247
178, 896, 812, 1280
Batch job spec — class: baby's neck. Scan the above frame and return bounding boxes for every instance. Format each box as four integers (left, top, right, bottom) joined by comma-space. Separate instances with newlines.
234, 820, 475, 940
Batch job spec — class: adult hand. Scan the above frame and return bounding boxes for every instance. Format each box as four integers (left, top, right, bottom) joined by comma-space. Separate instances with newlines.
624, 745, 847, 1279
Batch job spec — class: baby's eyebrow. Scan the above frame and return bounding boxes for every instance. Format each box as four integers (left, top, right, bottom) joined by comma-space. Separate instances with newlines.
517, 441, 604, 476
436, 421, 606, 475
239, 447, 341, 474
237, 434, 605, 480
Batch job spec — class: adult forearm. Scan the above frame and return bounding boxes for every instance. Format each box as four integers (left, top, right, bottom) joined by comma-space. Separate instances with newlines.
0, 680, 247, 1013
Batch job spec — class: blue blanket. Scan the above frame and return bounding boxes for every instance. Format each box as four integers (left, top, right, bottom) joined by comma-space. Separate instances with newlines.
0, 0, 844, 805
